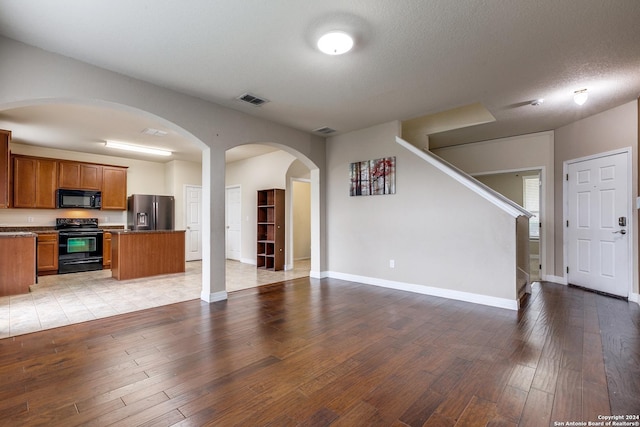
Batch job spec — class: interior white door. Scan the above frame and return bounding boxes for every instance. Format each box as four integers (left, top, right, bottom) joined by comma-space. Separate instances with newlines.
185, 185, 202, 261
566, 152, 629, 297
225, 186, 241, 261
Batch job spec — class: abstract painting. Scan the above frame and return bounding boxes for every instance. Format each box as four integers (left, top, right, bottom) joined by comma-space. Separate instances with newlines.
350, 156, 396, 196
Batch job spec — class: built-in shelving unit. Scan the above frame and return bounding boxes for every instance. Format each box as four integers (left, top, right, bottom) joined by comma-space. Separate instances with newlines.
256, 188, 284, 271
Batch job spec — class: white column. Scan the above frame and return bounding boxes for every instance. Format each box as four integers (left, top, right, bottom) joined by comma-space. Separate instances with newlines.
201, 146, 227, 302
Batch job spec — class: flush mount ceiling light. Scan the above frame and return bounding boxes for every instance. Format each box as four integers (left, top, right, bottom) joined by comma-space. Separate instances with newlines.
573, 89, 588, 105
317, 31, 354, 55
530, 99, 544, 106
105, 140, 172, 156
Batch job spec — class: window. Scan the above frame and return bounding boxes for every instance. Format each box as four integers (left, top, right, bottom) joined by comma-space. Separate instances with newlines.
523, 175, 540, 238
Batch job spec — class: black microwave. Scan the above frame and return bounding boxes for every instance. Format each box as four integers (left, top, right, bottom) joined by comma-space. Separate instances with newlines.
56, 189, 102, 209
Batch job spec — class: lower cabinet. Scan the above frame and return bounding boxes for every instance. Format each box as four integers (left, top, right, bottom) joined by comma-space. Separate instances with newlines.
0, 234, 36, 296
103, 231, 112, 268
37, 232, 58, 275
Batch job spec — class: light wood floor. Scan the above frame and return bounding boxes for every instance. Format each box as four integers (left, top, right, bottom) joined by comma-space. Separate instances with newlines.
0, 259, 311, 338
0, 278, 638, 426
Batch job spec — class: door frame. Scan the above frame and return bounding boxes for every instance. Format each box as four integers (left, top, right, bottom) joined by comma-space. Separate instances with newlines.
225, 184, 242, 261
563, 147, 633, 296
287, 177, 311, 271
184, 184, 203, 261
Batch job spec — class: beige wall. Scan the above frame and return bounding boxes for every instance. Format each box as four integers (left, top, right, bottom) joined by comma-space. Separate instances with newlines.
554, 100, 638, 293
326, 121, 519, 303
476, 171, 539, 206
292, 180, 311, 260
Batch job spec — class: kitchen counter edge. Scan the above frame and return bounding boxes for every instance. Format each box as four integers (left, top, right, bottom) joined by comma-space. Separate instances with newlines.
108, 229, 185, 234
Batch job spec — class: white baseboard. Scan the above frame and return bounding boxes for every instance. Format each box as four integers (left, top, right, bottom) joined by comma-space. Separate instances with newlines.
309, 270, 328, 279
629, 292, 639, 305
326, 271, 519, 311
240, 257, 255, 265
201, 290, 228, 302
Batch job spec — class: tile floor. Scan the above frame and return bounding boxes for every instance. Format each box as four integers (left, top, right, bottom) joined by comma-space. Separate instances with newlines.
0, 259, 310, 339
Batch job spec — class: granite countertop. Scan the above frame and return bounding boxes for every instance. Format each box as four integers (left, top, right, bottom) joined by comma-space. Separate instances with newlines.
0, 231, 37, 238
109, 229, 185, 234
0, 226, 57, 233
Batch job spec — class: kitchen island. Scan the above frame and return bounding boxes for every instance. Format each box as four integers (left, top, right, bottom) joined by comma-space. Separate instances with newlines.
0, 232, 37, 296
110, 230, 186, 280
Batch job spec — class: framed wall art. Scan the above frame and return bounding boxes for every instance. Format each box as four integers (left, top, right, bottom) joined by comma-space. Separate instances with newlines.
349, 156, 396, 196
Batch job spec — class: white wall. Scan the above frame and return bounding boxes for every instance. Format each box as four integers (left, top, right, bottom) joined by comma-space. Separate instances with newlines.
433, 132, 555, 282
327, 121, 519, 304
165, 159, 202, 230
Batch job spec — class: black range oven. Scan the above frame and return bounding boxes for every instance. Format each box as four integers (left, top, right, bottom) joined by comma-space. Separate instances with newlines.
56, 218, 103, 274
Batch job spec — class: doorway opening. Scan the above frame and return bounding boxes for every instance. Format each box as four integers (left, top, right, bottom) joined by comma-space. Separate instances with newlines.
475, 169, 543, 281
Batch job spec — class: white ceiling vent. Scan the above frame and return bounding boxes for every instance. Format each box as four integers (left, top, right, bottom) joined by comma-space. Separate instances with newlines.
312, 126, 337, 135
236, 93, 270, 106
141, 127, 168, 137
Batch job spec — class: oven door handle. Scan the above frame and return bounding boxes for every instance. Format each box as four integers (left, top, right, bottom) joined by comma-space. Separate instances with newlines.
60, 232, 102, 237
61, 259, 101, 265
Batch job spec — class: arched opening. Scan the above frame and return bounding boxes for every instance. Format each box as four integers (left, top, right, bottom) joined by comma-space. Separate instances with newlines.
0, 99, 325, 336
223, 143, 319, 291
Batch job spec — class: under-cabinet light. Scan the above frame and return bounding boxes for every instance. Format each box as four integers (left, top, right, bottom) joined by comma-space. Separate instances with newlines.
105, 140, 172, 156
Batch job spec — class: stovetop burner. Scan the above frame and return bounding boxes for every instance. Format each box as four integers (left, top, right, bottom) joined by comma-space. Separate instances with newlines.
55, 217, 100, 231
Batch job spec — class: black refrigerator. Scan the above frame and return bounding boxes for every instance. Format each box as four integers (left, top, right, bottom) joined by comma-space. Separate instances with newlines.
127, 194, 175, 230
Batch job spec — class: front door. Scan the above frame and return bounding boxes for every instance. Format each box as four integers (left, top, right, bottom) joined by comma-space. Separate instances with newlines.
566, 151, 630, 297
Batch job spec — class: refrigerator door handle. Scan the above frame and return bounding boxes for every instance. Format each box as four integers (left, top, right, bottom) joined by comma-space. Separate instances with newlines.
153, 201, 158, 230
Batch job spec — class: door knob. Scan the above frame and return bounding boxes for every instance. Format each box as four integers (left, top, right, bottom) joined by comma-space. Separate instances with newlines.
613, 229, 627, 235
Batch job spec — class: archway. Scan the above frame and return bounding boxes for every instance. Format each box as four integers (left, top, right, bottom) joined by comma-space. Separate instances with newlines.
223, 143, 320, 289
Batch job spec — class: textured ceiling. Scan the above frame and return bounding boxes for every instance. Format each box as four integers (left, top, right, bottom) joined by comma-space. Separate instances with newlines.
0, 0, 639, 161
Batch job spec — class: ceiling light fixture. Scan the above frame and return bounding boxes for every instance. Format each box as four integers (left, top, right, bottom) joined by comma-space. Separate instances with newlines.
105, 140, 172, 156
530, 99, 544, 106
317, 31, 354, 55
573, 89, 588, 105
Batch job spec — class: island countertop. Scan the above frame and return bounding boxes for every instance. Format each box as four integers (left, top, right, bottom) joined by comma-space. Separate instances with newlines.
107, 229, 185, 234
0, 231, 38, 238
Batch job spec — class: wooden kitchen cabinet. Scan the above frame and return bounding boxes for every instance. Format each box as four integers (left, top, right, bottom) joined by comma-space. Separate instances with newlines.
36, 232, 58, 275
10, 154, 128, 210
0, 129, 9, 209
12, 155, 58, 208
101, 166, 127, 210
58, 161, 102, 190
103, 231, 112, 268
0, 233, 36, 296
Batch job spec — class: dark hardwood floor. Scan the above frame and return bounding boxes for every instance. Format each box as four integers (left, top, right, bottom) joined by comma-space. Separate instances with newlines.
1, 278, 638, 426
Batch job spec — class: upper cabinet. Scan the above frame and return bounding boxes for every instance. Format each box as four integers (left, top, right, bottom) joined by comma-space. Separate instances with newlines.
0, 130, 9, 209
101, 166, 127, 210
58, 161, 102, 190
10, 154, 128, 210
12, 155, 58, 208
